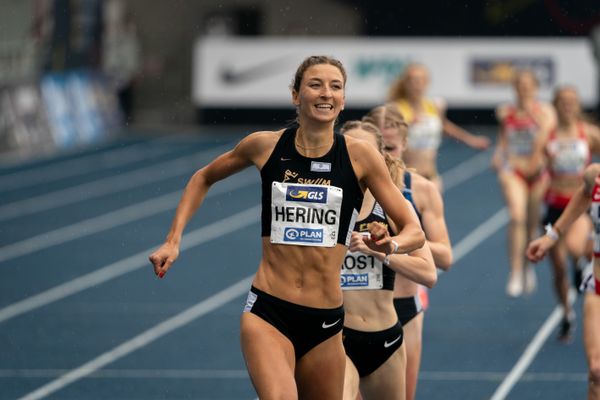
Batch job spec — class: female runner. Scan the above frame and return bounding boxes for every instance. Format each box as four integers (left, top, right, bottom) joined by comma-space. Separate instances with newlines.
365, 103, 453, 400
528, 163, 600, 399
540, 86, 600, 341
387, 63, 490, 191
492, 69, 556, 297
148, 55, 425, 399
340, 120, 436, 400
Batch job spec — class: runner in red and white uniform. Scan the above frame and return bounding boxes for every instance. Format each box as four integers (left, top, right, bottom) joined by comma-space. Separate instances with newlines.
492, 69, 556, 297
528, 163, 600, 399
541, 86, 600, 341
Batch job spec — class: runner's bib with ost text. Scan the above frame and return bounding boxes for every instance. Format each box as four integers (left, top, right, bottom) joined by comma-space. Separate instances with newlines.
270, 182, 343, 247
341, 233, 383, 290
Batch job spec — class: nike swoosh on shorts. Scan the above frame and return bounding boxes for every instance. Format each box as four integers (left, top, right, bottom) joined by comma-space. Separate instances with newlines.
322, 319, 341, 329
384, 335, 402, 348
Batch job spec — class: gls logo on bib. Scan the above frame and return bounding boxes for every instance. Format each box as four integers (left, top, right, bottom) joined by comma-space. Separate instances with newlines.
286, 186, 328, 203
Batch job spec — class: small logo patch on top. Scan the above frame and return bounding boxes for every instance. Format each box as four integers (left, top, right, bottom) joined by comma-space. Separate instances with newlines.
311, 161, 332, 173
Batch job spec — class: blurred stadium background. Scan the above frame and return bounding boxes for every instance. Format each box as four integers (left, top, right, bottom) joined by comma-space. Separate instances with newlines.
2, 2, 600, 400
1, 0, 600, 160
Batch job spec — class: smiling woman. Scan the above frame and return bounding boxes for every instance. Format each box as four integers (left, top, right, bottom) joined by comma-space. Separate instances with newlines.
149, 55, 424, 399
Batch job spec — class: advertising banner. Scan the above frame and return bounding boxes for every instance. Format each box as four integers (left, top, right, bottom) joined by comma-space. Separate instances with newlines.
193, 37, 597, 108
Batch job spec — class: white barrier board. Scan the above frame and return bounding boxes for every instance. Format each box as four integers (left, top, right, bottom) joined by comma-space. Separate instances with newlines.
193, 37, 597, 108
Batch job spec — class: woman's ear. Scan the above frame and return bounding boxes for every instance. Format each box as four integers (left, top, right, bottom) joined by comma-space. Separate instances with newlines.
292, 90, 300, 106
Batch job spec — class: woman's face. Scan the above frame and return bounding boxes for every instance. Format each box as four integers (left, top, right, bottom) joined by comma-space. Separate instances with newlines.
381, 121, 406, 157
404, 66, 429, 98
292, 64, 345, 124
555, 89, 580, 120
514, 72, 538, 100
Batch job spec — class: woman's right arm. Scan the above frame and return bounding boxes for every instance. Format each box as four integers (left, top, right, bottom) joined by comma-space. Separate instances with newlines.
149, 131, 275, 277
348, 231, 437, 288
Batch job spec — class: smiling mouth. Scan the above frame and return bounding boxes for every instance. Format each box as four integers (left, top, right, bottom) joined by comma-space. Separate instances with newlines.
315, 104, 334, 110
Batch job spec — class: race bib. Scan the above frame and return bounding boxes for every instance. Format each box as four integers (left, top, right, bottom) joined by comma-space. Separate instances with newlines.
341, 250, 383, 290
551, 141, 588, 175
270, 182, 343, 247
408, 117, 442, 150
508, 128, 535, 155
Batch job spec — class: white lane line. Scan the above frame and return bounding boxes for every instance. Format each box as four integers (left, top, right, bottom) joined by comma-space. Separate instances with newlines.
421, 371, 586, 382
16, 275, 255, 400
0, 205, 260, 324
0, 139, 186, 193
442, 150, 491, 191
452, 207, 508, 262
489, 290, 577, 400
0, 369, 250, 379
0, 170, 259, 263
1, 369, 587, 382
0, 143, 233, 222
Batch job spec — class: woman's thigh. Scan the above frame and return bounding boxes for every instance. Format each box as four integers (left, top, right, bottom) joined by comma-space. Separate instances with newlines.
240, 313, 297, 399
360, 344, 406, 400
295, 332, 346, 400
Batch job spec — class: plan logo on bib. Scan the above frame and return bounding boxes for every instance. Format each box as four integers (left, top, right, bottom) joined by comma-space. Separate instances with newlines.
341, 274, 369, 287
284, 227, 324, 244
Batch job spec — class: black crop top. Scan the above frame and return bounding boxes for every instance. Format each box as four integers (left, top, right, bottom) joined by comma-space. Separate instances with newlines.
260, 126, 363, 247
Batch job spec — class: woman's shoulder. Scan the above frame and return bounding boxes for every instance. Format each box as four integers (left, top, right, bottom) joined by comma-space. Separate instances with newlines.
536, 101, 555, 118
410, 172, 438, 199
584, 163, 600, 179
239, 129, 284, 148
582, 119, 600, 136
343, 133, 374, 151
245, 128, 285, 141
234, 129, 285, 161
495, 103, 513, 121
428, 96, 446, 113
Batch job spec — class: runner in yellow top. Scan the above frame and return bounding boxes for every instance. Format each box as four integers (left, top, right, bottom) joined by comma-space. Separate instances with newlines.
388, 63, 490, 191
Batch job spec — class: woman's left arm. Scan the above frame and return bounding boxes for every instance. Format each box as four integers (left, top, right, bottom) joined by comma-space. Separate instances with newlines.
436, 100, 490, 149
442, 118, 491, 150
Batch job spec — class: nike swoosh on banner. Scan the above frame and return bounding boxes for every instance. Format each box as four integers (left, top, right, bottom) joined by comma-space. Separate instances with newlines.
322, 319, 341, 329
384, 335, 402, 348
220, 57, 295, 85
